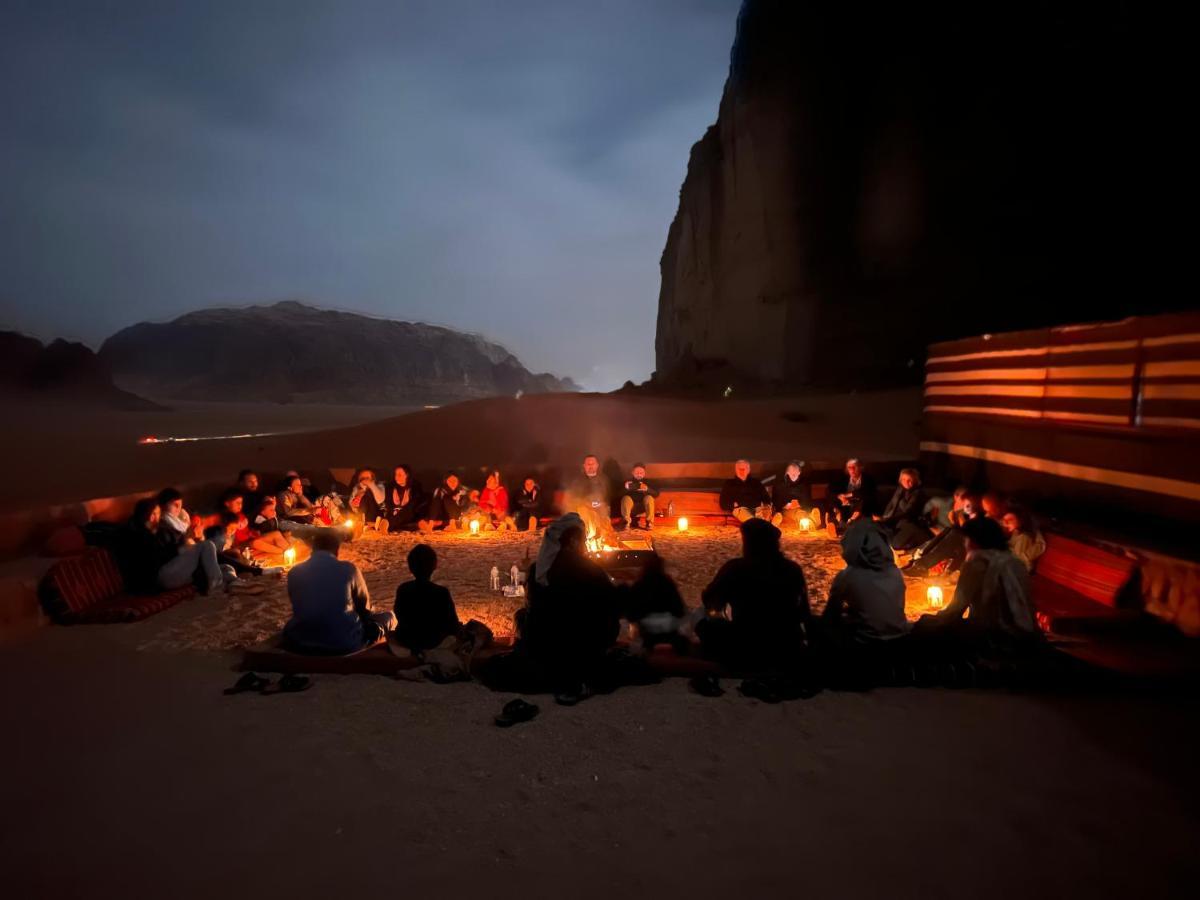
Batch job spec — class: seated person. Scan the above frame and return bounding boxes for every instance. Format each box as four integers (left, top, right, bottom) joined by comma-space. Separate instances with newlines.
820, 519, 908, 645
719, 459, 771, 523
914, 517, 1040, 647
116, 498, 227, 597
514, 477, 542, 532
420, 472, 471, 532
624, 555, 687, 651
697, 518, 810, 669
619, 462, 660, 530
566, 454, 612, 536
1002, 506, 1046, 571
382, 464, 426, 533
521, 514, 621, 690
827, 458, 878, 535
251, 495, 312, 550
283, 530, 396, 655
878, 468, 933, 551
348, 468, 386, 527
906, 490, 980, 575
216, 512, 267, 577
770, 460, 821, 529
277, 475, 317, 523
235, 469, 264, 521
393, 544, 462, 651
157, 487, 202, 544
981, 492, 1009, 523
477, 470, 514, 530
224, 489, 291, 558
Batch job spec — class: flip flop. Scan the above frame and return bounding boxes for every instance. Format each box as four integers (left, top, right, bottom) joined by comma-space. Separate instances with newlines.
553, 684, 592, 707
260, 673, 312, 695
494, 698, 540, 727
689, 674, 725, 697
224, 672, 270, 695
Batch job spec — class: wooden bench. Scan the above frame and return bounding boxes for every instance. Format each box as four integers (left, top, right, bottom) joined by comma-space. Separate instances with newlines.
1032, 534, 1139, 635
39, 547, 194, 625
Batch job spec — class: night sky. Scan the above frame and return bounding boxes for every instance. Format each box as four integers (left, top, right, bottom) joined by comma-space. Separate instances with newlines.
0, 0, 738, 390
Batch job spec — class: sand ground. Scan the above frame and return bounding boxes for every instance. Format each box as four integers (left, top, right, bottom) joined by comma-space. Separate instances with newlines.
3, 524, 1199, 899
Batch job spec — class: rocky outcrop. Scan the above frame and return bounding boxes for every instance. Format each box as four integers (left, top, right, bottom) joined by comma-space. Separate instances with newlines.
0, 331, 157, 409
656, 1, 1184, 390
99, 301, 579, 405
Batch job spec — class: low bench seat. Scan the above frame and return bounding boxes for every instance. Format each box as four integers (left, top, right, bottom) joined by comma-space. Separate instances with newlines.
39, 547, 194, 625
1032, 534, 1138, 635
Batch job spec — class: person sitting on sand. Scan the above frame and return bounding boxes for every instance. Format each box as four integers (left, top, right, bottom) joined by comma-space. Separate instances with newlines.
625, 555, 687, 652
827, 458, 878, 535
382, 464, 426, 534
1002, 505, 1046, 572
520, 513, 622, 695
223, 489, 291, 557
115, 498, 226, 597
157, 487, 201, 544
421, 472, 471, 532
236, 469, 264, 521
906, 490, 980, 576
719, 459, 771, 523
820, 519, 908, 645
348, 468, 386, 528
216, 512, 267, 577
477, 470, 515, 530
878, 468, 933, 551
770, 460, 820, 530
566, 455, 612, 536
697, 518, 810, 668
514, 477, 542, 532
251, 495, 313, 549
277, 475, 317, 524
619, 462, 660, 530
915, 517, 1040, 647
283, 530, 396, 655
393, 544, 462, 651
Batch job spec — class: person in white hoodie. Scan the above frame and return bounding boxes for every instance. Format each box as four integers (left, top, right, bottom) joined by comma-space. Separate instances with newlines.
820, 518, 909, 645
157, 488, 198, 545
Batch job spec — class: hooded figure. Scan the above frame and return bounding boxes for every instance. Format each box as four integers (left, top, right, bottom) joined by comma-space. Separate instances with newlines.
822, 520, 909, 641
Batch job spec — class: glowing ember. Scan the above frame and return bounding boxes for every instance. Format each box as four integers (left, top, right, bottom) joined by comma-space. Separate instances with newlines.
677, 516, 689, 533
799, 517, 812, 531
469, 519, 481, 535
283, 547, 296, 567
927, 585, 945, 610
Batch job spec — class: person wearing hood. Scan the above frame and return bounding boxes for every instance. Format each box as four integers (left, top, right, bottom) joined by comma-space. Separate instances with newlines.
697, 518, 810, 667
821, 519, 909, 644
518, 513, 622, 694
382, 464, 426, 533
878, 468, 933, 551
918, 516, 1040, 646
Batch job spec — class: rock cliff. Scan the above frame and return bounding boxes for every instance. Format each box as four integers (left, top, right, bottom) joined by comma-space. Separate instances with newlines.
99, 301, 579, 405
656, 1, 1183, 389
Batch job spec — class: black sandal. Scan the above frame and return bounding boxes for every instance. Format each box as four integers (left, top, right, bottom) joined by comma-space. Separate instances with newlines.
224, 672, 270, 695
494, 698, 540, 727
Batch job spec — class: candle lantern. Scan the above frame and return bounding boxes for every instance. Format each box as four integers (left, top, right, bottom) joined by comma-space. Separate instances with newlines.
469, 518, 481, 535
343, 517, 355, 531
677, 516, 689, 533
283, 547, 296, 568
927, 585, 945, 610
799, 517, 812, 532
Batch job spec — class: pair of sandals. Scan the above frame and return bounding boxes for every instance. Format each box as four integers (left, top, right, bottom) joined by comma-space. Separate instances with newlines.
223, 672, 311, 695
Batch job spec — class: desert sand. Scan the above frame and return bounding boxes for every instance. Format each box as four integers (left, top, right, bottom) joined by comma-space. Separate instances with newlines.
3, 388, 923, 509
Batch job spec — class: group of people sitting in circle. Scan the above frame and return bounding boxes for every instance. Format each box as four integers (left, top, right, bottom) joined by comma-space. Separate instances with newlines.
111, 454, 1049, 697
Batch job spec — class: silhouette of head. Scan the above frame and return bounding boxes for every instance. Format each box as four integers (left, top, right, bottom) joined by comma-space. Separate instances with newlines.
740, 517, 780, 560
407, 543, 438, 579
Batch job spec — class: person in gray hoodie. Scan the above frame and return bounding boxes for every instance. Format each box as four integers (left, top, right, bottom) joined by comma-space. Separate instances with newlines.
820, 519, 909, 645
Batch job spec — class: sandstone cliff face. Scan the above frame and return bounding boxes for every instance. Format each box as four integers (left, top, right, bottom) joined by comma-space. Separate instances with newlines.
0, 331, 157, 408
99, 301, 579, 405
656, 1, 1182, 389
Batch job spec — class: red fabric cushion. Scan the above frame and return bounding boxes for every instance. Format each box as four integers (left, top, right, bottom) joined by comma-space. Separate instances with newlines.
1036, 535, 1135, 608
46, 549, 124, 615
66, 586, 193, 625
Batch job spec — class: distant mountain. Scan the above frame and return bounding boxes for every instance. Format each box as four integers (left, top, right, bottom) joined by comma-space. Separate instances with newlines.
99, 301, 580, 405
0, 330, 159, 409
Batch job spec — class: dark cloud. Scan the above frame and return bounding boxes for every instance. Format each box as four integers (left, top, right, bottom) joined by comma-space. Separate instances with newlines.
0, 0, 738, 389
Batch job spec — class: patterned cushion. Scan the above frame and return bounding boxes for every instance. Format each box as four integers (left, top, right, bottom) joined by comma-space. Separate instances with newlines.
40, 548, 193, 624
67, 586, 193, 625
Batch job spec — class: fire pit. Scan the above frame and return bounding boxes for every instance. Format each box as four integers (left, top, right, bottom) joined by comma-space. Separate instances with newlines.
586, 526, 658, 582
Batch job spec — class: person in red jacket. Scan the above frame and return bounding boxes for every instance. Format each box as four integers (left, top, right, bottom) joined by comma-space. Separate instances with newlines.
477, 470, 515, 531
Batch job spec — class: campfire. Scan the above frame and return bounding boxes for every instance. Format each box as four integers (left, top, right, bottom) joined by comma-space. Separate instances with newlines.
584, 519, 657, 580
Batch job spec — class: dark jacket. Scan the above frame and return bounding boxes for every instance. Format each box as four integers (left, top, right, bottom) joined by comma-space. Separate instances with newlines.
880, 486, 927, 528
524, 552, 620, 675
115, 524, 178, 594
701, 552, 810, 645
517, 485, 541, 513
387, 479, 427, 521
567, 473, 610, 510
832, 472, 878, 514
393, 578, 460, 650
431, 482, 470, 521
719, 476, 770, 513
621, 477, 659, 514
772, 474, 812, 511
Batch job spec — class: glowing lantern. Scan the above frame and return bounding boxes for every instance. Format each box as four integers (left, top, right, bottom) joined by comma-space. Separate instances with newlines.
677, 517, 689, 533
469, 519, 481, 535
283, 547, 296, 568
799, 517, 812, 532
343, 517, 355, 530
927, 585, 945, 610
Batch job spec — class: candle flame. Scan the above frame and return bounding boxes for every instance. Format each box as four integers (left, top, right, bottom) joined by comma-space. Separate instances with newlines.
799, 517, 812, 531
283, 547, 296, 567
677, 517, 689, 533
469, 519, 480, 535
927, 585, 945, 609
